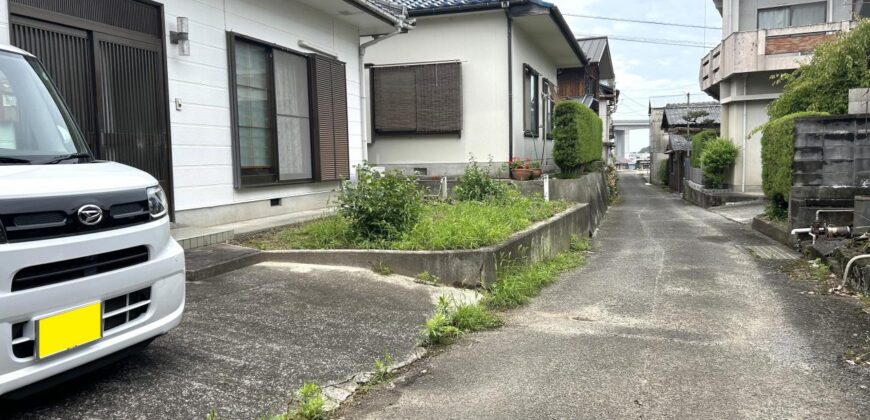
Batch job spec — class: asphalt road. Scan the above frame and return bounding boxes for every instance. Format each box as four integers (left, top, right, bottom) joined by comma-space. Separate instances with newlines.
343, 173, 870, 419
1, 263, 462, 419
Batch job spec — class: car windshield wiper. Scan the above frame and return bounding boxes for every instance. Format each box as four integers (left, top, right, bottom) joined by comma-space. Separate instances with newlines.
0, 156, 31, 164
42, 152, 92, 164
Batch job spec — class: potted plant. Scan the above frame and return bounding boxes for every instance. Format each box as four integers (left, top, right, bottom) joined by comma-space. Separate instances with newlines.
530, 160, 542, 179
509, 157, 530, 181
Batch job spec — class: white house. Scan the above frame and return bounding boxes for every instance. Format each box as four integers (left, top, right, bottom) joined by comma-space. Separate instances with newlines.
0, 0, 411, 229
363, 0, 588, 176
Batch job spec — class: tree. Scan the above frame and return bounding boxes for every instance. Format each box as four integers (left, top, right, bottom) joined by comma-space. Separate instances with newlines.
768, 20, 870, 119
638, 146, 650, 153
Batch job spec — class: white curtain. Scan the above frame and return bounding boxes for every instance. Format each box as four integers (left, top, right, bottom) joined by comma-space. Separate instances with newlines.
758, 7, 789, 29
273, 49, 312, 181
234, 40, 271, 169
791, 2, 826, 27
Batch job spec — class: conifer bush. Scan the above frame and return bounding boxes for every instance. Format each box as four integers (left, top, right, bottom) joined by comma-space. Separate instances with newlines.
552, 101, 602, 174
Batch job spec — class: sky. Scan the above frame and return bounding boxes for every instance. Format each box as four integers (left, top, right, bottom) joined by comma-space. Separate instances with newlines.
558, 0, 721, 153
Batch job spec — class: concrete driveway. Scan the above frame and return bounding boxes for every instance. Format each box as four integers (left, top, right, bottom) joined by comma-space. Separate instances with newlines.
341, 173, 870, 419
1, 262, 463, 419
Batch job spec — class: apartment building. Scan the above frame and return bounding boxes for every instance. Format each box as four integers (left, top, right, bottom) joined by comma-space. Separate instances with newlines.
699, 0, 866, 192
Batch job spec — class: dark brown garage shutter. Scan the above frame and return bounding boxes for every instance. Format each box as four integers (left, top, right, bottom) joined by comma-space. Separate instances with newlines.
311, 55, 349, 181
372, 62, 461, 136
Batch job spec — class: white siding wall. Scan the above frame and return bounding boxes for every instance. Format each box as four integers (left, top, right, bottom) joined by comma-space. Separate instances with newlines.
511, 23, 558, 171
364, 12, 510, 174
157, 0, 363, 217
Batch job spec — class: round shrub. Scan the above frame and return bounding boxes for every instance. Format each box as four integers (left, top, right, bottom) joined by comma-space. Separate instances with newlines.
454, 158, 509, 202
338, 164, 424, 241
552, 101, 603, 174
690, 129, 718, 168
768, 20, 870, 119
756, 111, 828, 211
700, 138, 739, 188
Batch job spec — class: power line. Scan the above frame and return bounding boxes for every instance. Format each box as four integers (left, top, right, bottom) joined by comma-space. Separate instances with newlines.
565, 13, 721, 30
575, 33, 716, 49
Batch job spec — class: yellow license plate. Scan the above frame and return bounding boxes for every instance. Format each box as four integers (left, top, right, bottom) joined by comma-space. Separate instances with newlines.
37, 302, 102, 359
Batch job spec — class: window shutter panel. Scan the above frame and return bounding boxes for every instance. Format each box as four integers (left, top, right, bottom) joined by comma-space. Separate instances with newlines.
311, 54, 348, 181
415, 62, 461, 134
373, 66, 417, 133
331, 60, 349, 179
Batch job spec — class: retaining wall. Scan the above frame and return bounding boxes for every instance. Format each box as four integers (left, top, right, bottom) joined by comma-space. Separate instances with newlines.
265, 203, 591, 288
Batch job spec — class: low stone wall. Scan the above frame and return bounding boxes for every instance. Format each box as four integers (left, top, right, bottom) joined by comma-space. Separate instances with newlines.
265, 203, 592, 288
511, 171, 609, 234
682, 180, 760, 209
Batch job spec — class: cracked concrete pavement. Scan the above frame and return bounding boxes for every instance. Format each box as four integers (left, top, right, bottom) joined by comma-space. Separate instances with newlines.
341, 173, 870, 419
1, 263, 474, 419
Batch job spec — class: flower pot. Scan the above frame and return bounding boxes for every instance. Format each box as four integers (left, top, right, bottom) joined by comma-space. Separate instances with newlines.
532, 168, 542, 179
511, 168, 531, 181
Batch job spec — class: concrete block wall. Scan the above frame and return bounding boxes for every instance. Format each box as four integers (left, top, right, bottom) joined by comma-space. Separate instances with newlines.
790, 114, 870, 230
849, 88, 870, 115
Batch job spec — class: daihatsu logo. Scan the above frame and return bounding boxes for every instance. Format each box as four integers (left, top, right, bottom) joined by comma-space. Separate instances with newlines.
77, 204, 103, 226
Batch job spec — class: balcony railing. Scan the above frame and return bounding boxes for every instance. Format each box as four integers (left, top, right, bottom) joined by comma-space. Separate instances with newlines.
699, 21, 853, 94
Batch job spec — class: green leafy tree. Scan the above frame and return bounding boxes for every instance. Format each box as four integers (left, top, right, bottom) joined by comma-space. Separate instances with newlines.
768, 20, 870, 119
700, 138, 739, 188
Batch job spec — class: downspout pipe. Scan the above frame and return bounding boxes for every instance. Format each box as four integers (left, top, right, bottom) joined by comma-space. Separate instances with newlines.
505, 4, 514, 165
358, 9, 414, 165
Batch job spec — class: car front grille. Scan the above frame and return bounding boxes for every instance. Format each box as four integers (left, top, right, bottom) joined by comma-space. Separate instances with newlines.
9, 287, 152, 360
0, 189, 153, 244
12, 246, 149, 292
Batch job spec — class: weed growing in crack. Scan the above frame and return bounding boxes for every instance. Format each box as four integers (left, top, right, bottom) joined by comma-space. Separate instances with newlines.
371, 261, 392, 276
415, 271, 441, 286
372, 351, 394, 384
421, 297, 464, 347
289, 382, 325, 420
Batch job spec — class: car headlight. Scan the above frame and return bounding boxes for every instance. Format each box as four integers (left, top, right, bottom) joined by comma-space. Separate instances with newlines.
146, 185, 168, 219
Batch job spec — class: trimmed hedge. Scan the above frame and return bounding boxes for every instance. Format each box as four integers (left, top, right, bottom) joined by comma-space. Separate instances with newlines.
690, 129, 718, 168
553, 101, 602, 174
757, 111, 829, 210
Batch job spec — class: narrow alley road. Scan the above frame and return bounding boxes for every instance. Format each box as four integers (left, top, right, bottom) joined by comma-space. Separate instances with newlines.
345, 173, 870, 419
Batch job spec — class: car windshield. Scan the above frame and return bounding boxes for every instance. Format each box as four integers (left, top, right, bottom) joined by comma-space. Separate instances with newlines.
0, 50, 90, 165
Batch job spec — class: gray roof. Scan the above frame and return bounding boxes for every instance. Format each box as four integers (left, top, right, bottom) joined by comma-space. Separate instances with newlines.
661, 102, 721, 128
577, 36, 614, 80
667, 134, 691, 152
576, 37, 607, 63
380, 0, 506, 11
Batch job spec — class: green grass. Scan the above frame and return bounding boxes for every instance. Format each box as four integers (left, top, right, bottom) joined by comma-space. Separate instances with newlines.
240, 194, 568, 251
420, 238, 590, 347
450, 303, 503, 332
485, 243, 588, 310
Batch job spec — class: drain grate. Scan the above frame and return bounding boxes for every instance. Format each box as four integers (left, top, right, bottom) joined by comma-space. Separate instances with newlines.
743, 245, 799, 260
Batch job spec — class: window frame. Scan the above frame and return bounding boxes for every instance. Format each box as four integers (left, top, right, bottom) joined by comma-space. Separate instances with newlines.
227, 32, 316, 188
523, 64, 540, 138
757, 2, 827, 30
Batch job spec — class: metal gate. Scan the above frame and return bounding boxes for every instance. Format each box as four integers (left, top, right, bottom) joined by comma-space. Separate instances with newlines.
9, 0, 173, 215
